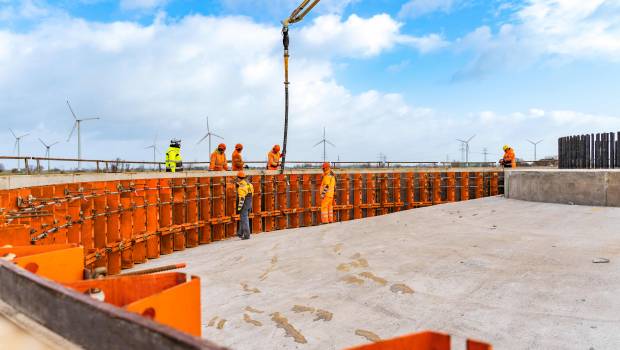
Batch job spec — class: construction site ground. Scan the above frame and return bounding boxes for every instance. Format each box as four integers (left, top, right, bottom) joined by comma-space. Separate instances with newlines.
127, 197, 620, 350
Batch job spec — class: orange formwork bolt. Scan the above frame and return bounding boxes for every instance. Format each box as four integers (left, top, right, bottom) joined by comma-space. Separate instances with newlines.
490, 172, 499, 196
159, 178, 173, 255
302, 175, 312, 226
120, 180, 134, 269
172, 178, 186, 250
339, 174, 350, 221
405, 173, 414, 209
432, 172, 442, 205
380, 174, 389, 215
353, 174, 362, 219
185, 177, 199, 247
264, 176, 275, 232
289, 175, 300, 228
251, 175, 263, 234
366, 174, 376, 217
225, 177, 237, 238
460, 172, 470, 201
106, 182, 121, 275
276, 174, 288, 230
446, 172, 456, 202
145, 179, 160, 259
198, 177, 212, 244
133, 180, 147, 264
212, 177, 225, 241
419, 172, 429, 206
393, 173, 402, 212
475, 172, 484, 199
93, 182, 108, 268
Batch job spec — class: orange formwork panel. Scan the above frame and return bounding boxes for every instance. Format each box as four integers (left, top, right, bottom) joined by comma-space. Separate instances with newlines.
132, 180, 147, 264
432, 173, 442, 205
198, 177, 212, 243
80, 183, 94, 260
251, 176, 263, 234
393, 173, 402, 212
405, 173, 414, 209
67, 183, 82, 245
64, 272, 201, 337
93, 182, 108, 268
313, 174, 322, 224
159, 178, 173, 255
225, 177, 237, 238
0, 244, 84, 283
446, 172, 456, 202
276, 175, 288, 230
106, 182, 121, 275
418, 172, 429, 206
119, 181, 134, 269
490, 172, 499, 196
0, 224, 31, 246
302, 175, 312, 226
212, 177, 225, 241
53, 184, 69, 244
145, 179, 160, 259
460, 172, 470, 201
353, 174, 362, 219
289, 175, 300, 228
379, 174, 389, 215
264, 176, 275, 232
339, 174, 351, 221
172, 178, 186, 250
366, 174, 376, 217
345, 331, 492, 350
39, 185, 56, 244
475, 172, 484, 199
185, 177, 198, 247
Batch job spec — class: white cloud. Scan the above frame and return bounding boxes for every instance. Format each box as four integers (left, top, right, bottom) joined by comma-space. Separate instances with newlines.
399, 0, 457, 18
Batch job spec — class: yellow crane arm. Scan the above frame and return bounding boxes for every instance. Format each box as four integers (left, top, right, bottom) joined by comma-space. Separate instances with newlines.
282, 0, 321, 27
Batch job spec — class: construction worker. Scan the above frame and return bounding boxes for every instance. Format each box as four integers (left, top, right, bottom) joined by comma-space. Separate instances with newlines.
267, 145, 283, 170
165, 139, 183, 173
320, 162, 336, 224
500, 145, 517, 168
236, 171, 254, 240
232, 144, 244, 171
209, 143, 228, 171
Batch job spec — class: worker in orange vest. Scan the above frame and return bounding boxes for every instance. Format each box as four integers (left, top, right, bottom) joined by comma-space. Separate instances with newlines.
320, 162, 336, 224
232, 144, 244, 171
209, 143, 228, 171
267, 145, 283, 170
500, 145, 517, 168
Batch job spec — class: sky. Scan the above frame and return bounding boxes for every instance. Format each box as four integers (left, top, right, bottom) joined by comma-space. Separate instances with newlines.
1, 0, 619, 167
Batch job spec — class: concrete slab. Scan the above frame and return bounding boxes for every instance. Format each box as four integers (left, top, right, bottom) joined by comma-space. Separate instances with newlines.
129, 197, 620, 350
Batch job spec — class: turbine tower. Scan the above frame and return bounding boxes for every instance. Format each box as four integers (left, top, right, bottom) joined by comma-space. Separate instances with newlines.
197, 116, 223, 152
10, 129, 30, 171
313, 127, 335, 162
66, 100, 99, 169
456, 135, 476, 166
145, 134, 159, 169
527, 139, 543, 161
38, 138, 59, 171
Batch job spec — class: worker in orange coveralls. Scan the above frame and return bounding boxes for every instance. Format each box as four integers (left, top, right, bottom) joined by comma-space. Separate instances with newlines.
267, 145, 283, 170
320, 162, 336, 224
232, 144, 244, 171
209, 143, 228, 171
500, 145, 517, 168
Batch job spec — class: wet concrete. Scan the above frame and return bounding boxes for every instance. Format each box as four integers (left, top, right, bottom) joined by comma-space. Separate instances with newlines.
129, 197, 620, 350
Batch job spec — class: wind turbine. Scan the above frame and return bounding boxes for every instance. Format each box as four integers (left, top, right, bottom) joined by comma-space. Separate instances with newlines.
456, 135, 476, 166
66, 100, 99, 169
145, 134, 159, 169
197, 116, 223, 152
10, 129, 30, 171
38, 138, 59, 171
313, 127, 335, 162
527, 139, 543, 161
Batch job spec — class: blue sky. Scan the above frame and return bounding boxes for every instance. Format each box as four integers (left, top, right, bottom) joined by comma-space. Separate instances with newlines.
1, 0, 619, 166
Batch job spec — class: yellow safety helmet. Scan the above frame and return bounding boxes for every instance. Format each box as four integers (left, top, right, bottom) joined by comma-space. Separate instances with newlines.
503, 145, 510, 151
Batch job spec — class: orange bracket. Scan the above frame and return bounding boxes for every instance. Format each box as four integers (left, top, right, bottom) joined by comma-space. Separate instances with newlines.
0, 244, 83, 283
345, 330, 492, 350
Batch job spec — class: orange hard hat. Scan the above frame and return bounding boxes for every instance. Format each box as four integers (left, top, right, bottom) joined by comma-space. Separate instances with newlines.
237, 171, 246, 178
218, 143, 226, 151
273, 145, 281, 152
235, 143, 243, 151
322, 162, 330, 170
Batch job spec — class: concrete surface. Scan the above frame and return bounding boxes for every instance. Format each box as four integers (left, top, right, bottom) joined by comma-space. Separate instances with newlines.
506, 169, 620, 207
128, 197, 620, 350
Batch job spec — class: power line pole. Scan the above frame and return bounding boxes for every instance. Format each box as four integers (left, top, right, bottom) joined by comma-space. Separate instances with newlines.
482, 147, 489, 163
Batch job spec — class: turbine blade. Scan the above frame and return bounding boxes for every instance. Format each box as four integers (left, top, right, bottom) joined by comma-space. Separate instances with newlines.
197, 134, 208, 145
326, 140, 335, 147
206, 116, 210, 133
38, 138, 47, 147
313, 140, 323, 148
67, 122, 77, 141
9, 128, 16, 138
20, 133, 30, 138
82, 117, 99, 121
50, 141, 60, 147
537, 139, 543, 144
456, 139, 466, 143
13, 140, 17, 153
66, 100, 78, 119
467, 134, 476, 142
212, 133, 224, 140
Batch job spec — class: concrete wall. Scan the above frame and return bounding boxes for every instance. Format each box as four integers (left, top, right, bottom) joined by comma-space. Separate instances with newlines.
505, 169, 620, 207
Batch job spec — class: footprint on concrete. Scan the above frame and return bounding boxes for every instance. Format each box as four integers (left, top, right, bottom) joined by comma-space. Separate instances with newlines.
216, 319, 227, 330
241, 282, 261, 294
359, 272, 388, 286
314, 309, 333, 322
333, 243, 343, 254
292, 305, 315, 314
390, 283, 414, 294
337, 255, 369, 272
259, 255, 278, 281
341, 275, 365, 285
355, 329, 381, 342
207, 316, 219, 327
270, 312, 308, 344
245, 306, 264, 314
243, 314, 263, 327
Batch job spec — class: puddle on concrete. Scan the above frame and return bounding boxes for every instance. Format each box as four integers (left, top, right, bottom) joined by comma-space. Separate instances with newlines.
292, 305, 315, 314
216, 319, 227, 329
207, 316, 218, 327
270, 312, 308, 344
245, 306, 264, 314
243, 314, 263, 327
341, 275, 365, 285
359, 272, 388, 286
355, 329, 381, 342
390, 283, 414, 294
314, 309, 333, 322
241, 282, 261, 294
